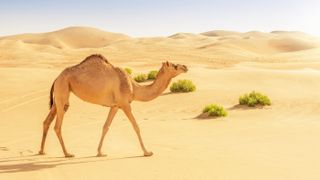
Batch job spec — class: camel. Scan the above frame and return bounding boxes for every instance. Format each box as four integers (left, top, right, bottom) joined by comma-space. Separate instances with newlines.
39, 54, 188, 157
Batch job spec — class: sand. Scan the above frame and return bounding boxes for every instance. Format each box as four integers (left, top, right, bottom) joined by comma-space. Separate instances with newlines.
1, 27, 320, 180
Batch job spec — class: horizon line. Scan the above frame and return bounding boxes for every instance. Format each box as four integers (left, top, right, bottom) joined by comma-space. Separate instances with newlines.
0, 25, 318, 38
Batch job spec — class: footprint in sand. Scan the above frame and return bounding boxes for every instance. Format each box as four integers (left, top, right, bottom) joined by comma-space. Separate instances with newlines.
0, 147, 9, 151
19, 149, 34, 156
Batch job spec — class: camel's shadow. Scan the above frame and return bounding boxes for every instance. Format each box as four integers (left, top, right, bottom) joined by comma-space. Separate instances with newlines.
0, 154, 144, 174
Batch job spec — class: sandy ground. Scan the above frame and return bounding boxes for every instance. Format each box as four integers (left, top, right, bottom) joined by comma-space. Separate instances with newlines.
1, 27, 320, 180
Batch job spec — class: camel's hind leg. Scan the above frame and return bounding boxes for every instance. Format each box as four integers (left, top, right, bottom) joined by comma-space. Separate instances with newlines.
53, 79, 74, 158
39, 105, 57, 155
54, 102, 73, 158
97, 106, 119, 157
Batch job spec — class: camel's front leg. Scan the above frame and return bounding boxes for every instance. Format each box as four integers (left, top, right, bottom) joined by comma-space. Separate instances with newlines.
122, 105, 153, 157
97, 106, 118, 157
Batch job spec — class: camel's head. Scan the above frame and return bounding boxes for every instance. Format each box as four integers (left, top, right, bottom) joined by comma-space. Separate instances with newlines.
161, 61, 188, 77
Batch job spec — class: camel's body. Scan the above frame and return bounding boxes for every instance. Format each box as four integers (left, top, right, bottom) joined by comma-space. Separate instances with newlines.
56, 56, 133, 107
39, 54, 188, 157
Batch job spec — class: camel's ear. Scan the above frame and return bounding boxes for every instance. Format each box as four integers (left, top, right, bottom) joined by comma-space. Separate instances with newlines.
162, 61, 169, 67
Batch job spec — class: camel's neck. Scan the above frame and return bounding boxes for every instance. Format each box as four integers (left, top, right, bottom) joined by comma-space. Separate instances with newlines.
132, 69, 172, 102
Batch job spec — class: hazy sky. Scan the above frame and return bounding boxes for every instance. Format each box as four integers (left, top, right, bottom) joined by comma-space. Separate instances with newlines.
0, 0, 319, 37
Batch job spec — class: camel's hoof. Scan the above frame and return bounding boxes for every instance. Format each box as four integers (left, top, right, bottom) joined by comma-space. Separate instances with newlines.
144, 151, 153, 157
97, 153, 107, 157
65, 153, 75, 158
38, 151, 45, 155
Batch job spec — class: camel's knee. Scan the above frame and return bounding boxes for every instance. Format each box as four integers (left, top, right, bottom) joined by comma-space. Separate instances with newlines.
54, 126, 61, 134
43, 121, 50, 129
102, 124, 110, 131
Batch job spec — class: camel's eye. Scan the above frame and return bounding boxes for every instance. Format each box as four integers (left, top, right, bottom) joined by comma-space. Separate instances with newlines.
173, 64, 178, 70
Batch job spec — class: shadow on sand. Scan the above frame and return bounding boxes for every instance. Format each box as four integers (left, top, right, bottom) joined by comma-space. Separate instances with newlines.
161, 92, 173, 96
161, 92, 188, 96
227, 104, 264, 110
192, 104, 266, 120
193, 112, 220, 120
0, 154, 145, 174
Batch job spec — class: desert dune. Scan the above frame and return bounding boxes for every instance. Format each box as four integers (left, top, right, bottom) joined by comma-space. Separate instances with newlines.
1, 26, 320, 180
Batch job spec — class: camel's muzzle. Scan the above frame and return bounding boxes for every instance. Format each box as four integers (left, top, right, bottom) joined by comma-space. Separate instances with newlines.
182, 65, 188, 72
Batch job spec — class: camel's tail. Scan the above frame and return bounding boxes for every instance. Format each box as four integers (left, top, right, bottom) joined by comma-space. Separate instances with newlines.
49, 80, 55, 109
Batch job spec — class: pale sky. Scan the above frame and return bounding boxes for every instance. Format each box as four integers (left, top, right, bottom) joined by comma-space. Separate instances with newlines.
0, 0, 320, 37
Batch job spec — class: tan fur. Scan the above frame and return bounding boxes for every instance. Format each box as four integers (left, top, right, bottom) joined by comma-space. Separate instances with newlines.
39, 54, 188, 157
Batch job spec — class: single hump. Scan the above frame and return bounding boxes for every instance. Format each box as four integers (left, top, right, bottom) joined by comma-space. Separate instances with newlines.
78, 54, 110, 65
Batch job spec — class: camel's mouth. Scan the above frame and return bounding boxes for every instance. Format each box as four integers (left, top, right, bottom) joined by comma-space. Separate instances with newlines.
182, 65, 188, 72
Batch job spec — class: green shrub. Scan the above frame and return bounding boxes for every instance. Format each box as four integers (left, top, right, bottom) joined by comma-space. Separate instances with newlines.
203, 104, 228, 117
124, 68, 132, 75
239, 91, 271, 107
170, 80, 196, 93
134, 73, 148, 82
148, 70, 158, 80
